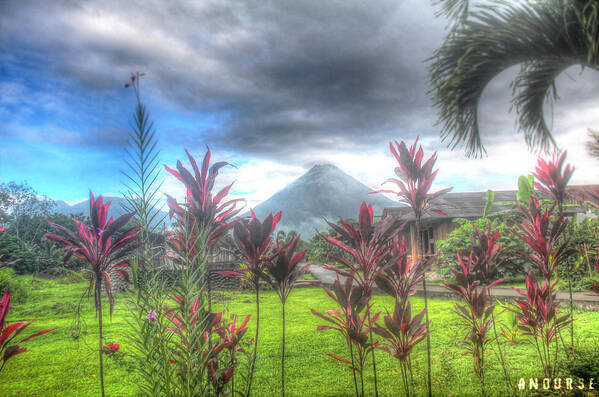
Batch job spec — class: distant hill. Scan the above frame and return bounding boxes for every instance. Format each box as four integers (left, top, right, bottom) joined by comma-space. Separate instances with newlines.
251, 164, 399, 239
49, 196, 168, 227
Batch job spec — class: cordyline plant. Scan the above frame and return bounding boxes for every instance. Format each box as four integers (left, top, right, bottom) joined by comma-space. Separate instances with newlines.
0, 228, 53, 375
460, 226, 513, 393
165, 147, 243, 310
374, 237, 428, 305
444, 248, 505, 397
532, 150, 577, 347
0, 289, 54, 374
514, 197, 570, 282
311, 274, 380, 397
262, 234, 309, 397
162, 294, 251, 397
204, 313, 251, 396
155, 148, 246, 396
372, 301, 428, 397
221, 210, 281, 396
319, 201, 404, 396
372, 237, 429, 396
374, 136, 452, 397
509, 272, 571, 378
43, 192, 140, 397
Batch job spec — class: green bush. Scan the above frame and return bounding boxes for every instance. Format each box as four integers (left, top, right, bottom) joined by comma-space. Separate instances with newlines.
557, 216, 599, 292
0, 231, 37, 274
436, 217, 531, 281
0, 267, 29, 304
557, 346, 599, 383
305, 230, 352, 266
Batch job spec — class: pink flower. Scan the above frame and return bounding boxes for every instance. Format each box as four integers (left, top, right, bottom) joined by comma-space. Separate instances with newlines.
146, 311, 157, 323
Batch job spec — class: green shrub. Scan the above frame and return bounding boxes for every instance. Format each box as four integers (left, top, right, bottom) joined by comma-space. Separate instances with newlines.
557, 216, 599, 291
557, 346, 599, 383
0, 267, 29, 304
0, 232, 37, 274
436, 217, 531, 281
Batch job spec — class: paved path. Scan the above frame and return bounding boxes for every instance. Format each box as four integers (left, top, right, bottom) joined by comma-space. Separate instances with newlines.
309, 265, 599, 310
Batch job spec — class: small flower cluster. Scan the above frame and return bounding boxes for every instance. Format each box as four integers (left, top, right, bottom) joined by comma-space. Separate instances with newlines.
102, 342, 120, 355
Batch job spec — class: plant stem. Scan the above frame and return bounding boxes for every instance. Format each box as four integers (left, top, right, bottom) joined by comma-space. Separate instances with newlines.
96, 278, 105, 397
568, 276, 574, 349
367, 310, 379, 397
281, 302, 286, 397
348, 338, 359, 397
488, 292, 512, 395
408, 356, 415, 397
480, 340, 485, 397
415, 220, 432, 397
246, 282, 260, 397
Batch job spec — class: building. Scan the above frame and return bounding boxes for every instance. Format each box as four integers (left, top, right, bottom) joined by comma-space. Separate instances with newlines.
381, 186, 597, 258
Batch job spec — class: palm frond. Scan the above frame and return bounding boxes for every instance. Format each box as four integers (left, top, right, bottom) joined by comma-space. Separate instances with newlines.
586, 128, 599, 158
432, 0, 470, 23
511, 59, 571, 152
429, 0, 592, 157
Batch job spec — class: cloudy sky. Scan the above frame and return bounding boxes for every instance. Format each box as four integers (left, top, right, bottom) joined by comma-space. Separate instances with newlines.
2, 0, 599, 209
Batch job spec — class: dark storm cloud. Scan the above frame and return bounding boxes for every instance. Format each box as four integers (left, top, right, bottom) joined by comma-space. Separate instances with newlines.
3, 0, 598, 163
0, 0, 449, 159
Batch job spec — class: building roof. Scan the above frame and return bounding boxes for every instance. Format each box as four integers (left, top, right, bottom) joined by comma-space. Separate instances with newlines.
382, 185, 598, 222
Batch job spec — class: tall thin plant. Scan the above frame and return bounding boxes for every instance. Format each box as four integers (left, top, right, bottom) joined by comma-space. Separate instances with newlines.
532, 150, 576, 347
44, 192, 140, 397
444, 247, 504, 396
374, 137, 452, 397
220, 210, 281, 396
262, 234, 309, 397
319, 201, 404, 396
312, 273, 380, 397
122, 72, 166, 257
373, 237, 429, 396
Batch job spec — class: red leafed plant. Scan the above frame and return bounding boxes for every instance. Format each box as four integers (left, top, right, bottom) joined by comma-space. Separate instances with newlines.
262, 234, 308, 397
513, 196, 570, 281
311, 274, 380, 397
221, 210, 281, 396
164, 292, 250, 397
164, 147, 243, 311
371, 236, 429, 397
532, 150, 580, 348
202, 314, 251, 396
164, 148, 243, 255
444, 248, 504, 397
375, 137, 452, 220
374, 237, 428, 303
102, 342, 120, 355
372, 301, 429, 397
509, 272, 571, 378
374, 136, 452, 397
0, 289, 53, 374
533, 150, 574, 213
319, 201, 403, 396
43, 191, 140, 397
320, 201, 404, 295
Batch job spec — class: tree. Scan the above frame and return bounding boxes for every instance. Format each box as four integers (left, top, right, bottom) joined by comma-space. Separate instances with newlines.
0, 182, 55, 247
430, 0, 599, 156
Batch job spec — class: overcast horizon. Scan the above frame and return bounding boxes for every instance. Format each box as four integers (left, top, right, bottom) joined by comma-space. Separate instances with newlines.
2, 0, 599, 209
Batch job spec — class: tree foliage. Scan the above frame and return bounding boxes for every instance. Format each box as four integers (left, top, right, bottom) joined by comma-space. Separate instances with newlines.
436, 217, 531, 281
430, 0, 599, 156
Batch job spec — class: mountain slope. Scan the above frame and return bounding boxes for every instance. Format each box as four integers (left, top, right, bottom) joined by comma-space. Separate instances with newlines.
50, 196, 168, 227
251, 164, 398, 239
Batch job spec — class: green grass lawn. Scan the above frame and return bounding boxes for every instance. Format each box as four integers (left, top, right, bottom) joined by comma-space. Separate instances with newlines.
1, 277, 599, 396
